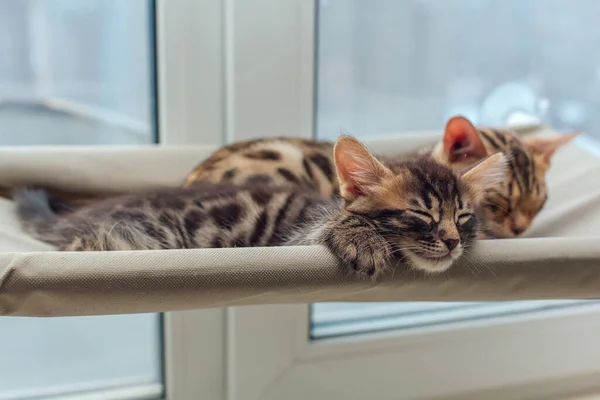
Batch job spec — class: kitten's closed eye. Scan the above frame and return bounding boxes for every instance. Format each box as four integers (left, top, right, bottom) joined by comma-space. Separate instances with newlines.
407, 209, 435, 221
484, 201, 511, 217
457, 212, 474, 225
404, 215, 436, 234
405, 209, 437, 232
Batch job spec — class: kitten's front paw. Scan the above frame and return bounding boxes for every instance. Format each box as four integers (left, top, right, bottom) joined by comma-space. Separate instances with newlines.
323, 216, 392, 279
329, 239, 391, 278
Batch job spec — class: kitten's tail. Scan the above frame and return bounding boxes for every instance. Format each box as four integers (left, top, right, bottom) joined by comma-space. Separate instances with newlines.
12, 188, 58, 239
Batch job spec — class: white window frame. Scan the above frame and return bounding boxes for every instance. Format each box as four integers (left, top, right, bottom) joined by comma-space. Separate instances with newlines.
157, 0, 227, 399
158, 1, 600, 399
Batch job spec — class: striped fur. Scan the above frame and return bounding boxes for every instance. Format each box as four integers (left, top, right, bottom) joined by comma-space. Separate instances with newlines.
14, 136, 506, 277
184, 117, 577, 238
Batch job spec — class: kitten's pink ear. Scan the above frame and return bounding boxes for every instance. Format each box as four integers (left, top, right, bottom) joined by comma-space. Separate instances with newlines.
443, 116, 488, 162
522, 132, 580, 166
334, 136, 391, 200
461, 153, 508, 202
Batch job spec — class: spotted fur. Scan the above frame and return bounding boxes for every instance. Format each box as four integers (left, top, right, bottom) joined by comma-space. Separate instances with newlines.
184, 117, 578, 238
183, 137, 337, 197
14, 137, 506, 277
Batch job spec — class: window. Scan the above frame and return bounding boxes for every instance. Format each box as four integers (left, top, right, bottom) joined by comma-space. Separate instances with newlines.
0, 1, 162, 399
311, 300, 588, 339
0, 0, 156, 146
316, 0, 600, 139
312, 0, 600, 338
0, 315, 162, 400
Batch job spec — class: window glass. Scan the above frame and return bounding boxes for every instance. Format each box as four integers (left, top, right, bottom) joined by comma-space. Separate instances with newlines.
0, 0, 156, 146
316, 0, 600, 139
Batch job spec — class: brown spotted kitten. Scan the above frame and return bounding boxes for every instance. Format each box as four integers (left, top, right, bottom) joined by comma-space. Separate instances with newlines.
14, 136, 507, 277
184, 116, 578, 238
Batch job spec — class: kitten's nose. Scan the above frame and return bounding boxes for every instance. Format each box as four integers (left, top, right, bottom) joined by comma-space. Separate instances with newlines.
511, 225, 527, 236
511, 214, 529, 236
443, 238, 459, 251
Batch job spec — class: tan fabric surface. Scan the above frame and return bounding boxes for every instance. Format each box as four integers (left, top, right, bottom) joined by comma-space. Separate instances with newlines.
0, 128, 599, 317
0, 145, 216, 192
0, 239, 598, 317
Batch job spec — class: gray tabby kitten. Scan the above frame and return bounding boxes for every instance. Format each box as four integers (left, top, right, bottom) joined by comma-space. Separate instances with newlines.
14, 136, 506, 277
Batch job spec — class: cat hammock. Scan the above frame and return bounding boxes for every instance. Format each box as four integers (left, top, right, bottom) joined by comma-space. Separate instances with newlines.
0, 128, 599, 317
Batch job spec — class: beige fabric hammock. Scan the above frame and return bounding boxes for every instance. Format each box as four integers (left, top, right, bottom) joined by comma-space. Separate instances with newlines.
0, 127, 599, 317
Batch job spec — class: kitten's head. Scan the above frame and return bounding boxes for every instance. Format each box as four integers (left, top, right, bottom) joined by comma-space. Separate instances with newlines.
334, 136, 507, 273
431, 116, 579, 238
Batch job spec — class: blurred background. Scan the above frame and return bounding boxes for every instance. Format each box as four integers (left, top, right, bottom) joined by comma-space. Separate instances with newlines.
0, 0, 154, 146
316, 0, 600, 139
2, 0, 599, 147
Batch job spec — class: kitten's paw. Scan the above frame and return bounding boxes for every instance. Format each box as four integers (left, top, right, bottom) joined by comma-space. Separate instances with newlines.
335, 243, 391, 278
324, 216, 392, 279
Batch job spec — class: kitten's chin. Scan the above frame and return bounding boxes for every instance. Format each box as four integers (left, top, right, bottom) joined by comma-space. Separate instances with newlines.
404, 249, 462, 273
